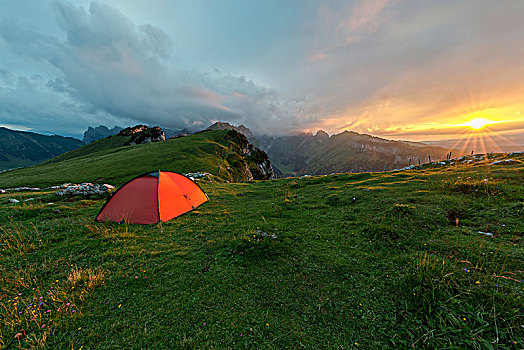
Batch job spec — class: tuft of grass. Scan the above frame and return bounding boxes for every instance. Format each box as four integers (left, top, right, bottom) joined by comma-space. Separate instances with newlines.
0, 266, 106, 349
399, 248, 523, 348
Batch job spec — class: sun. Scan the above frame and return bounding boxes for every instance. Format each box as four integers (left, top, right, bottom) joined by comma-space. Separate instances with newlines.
462, 118, 491, 130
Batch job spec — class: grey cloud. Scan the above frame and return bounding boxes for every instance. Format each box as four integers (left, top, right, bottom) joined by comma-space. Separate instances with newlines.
0, 71, 129, 136
0, 1, 316, 135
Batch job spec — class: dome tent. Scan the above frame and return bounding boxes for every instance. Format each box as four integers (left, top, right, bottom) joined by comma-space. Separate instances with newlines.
96, 171, 208, 224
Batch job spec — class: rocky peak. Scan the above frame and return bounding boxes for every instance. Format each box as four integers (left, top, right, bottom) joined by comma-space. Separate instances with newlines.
83, 125, 123, 143
119, 125, 148, 135
237, 125, 254, 139
118, 125, 166, 145
315, 130, 329, 141
206, 121, 235, 131
206, 122, 254, 139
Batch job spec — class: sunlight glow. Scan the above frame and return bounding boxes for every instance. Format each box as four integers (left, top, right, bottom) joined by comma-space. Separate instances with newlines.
462, 118, 492, 130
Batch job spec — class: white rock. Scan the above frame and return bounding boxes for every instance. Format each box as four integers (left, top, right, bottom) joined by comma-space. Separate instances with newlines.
8, 198, 19, 203
478, 231, 494, 237
56, 182, 115, 196
490, 159, 515, 165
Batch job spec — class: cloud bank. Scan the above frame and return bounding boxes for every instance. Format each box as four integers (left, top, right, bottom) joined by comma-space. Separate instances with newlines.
0, 1, 315, 136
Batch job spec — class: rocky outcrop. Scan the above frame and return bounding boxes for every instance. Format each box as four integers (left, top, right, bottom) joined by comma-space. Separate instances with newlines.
56, 183, 115, 196
119, 125, 149, 136
83, 125, 123, 144
119, 125, 166, 145
224, 130, 274, 181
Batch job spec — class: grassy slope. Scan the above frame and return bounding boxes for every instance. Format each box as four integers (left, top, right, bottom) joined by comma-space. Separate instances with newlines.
0, 153, 522, 349
0, 130, 249, 188
42, 135, 132, 164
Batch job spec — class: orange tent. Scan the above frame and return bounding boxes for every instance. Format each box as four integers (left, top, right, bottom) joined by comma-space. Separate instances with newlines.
96, 171, 208, 224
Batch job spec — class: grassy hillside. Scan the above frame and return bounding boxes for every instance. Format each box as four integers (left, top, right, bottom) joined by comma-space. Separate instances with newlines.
0, 130, 266, 188
0, 127, 84, 171
43, 135, 132, 164
0, 152, 522, 348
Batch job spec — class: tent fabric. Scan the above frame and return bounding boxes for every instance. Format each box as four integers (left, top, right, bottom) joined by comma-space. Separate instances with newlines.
96, 171, 208, 224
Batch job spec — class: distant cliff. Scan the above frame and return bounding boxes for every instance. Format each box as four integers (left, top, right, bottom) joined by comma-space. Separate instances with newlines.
257, 130, 453, 176
83, 125, 123, 143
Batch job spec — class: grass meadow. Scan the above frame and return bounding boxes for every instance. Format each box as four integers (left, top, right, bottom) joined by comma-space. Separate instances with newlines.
0, 153, 523, 348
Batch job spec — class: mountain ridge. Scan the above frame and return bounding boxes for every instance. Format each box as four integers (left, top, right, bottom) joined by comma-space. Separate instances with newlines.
257, 130, 455, 176
0, 127, 84, 171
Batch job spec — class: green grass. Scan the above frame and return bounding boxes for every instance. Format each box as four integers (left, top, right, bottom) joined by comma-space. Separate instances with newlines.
42, 135, 131, 164
0, 153, 523, 348
0, 130, 257, 188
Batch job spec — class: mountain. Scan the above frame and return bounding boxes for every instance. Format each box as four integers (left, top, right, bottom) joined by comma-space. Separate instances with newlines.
83, 125, 123, 143
0, 127, 84, 171
205, 122, 256, 144
257, 130, 455, 176
162, 127, 193, 139
0, 129, 274, 187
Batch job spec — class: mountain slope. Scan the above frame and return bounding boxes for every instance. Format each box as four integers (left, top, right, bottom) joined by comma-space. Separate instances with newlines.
258, 130, 456, 176
0, 127, 84, 171
0, 130, 273, 187
44, 125, 166, 164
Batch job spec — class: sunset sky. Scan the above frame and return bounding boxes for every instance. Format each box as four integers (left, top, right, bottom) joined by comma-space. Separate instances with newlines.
0, 0, 523, 145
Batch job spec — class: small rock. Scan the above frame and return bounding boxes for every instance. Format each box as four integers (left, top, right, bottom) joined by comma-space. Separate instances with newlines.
490, 159, 516, 165
8, 198, 20, 203
256, 230, 277, 239
478, 231, 494, 237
